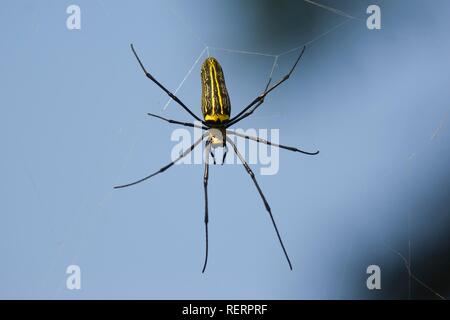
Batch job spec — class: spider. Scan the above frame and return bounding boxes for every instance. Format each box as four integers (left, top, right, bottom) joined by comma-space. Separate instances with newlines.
115, 44, 319, 273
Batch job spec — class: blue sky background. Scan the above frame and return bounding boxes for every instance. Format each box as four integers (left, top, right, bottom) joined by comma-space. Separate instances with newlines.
1, 0, 449, 299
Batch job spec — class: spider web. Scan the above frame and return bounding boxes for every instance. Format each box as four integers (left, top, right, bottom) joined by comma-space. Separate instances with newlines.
52, 0, 449, 299
161, 1, 354, 113
53, 0, 348, 297
159, 1, 448, 299
381, 110, 449, 300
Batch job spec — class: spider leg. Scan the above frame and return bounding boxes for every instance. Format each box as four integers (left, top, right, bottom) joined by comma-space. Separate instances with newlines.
147, 113, 208, 130
221, 144, 228, 165
226, 46, 306, 128
114, 133, 207, 189
130, 44, 205, 124
210, 149, 216, 165
226, 137, 293, 270
227, 130, 319, 155
202, 141, 211, 273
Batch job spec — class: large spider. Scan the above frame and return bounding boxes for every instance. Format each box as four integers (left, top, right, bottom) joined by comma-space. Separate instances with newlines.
115, 44, 319, 272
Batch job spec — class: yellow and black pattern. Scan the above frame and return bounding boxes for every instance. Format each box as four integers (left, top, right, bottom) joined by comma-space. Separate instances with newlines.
201, 57, 231, 123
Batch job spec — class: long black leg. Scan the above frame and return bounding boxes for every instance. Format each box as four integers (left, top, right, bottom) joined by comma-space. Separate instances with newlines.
227, 130, 319, 155
221, 144, 228, 165
114, 133, 207, 189
226, 46, 306, 128
130, 44, 205, 124
202, 141, 211, 273
210, 149, 216, 165
226, 137, 293, 270
147, 113, 208, 130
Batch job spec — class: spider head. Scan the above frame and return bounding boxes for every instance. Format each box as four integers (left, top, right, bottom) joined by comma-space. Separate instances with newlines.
208, 128, 226, 148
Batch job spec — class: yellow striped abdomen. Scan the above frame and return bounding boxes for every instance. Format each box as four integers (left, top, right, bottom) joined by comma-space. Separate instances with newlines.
201, 57, 231, 123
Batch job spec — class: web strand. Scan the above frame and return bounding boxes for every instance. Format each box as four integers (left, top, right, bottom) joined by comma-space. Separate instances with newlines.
303, 0, 363, 21
386, 244, 446, 300
162, 47, 207, 111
